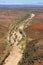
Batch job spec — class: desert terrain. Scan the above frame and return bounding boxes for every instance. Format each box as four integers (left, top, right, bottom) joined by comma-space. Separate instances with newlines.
0, 9, 26, 65
0, 7, 43, 65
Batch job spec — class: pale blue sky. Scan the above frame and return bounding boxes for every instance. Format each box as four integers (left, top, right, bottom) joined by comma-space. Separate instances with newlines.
0, 0, 43, 5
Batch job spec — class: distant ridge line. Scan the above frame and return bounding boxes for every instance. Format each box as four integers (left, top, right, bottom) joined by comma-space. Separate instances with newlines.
0, 5, 43, 8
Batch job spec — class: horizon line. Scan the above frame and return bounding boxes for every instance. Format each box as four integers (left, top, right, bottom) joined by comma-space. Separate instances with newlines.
0, 4, 43, 5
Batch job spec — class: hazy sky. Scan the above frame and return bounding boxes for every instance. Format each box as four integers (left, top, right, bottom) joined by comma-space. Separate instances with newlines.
0, 0, 43, 5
